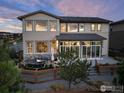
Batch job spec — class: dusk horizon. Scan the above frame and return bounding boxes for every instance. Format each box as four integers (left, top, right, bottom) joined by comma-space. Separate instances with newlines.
0, 0, 124, 33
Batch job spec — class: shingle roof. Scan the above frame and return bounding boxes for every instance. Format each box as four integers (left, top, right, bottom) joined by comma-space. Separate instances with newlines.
56, 33, 106, 41
60, 16, 111, 23
111, 19, 124, 25
17, 10, 60, 20
17, 10, 111, 23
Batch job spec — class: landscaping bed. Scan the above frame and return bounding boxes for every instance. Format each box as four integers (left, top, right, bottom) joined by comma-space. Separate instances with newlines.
21, 68, 60, 83
96, 63, 118, 74
41, 89, 103, 93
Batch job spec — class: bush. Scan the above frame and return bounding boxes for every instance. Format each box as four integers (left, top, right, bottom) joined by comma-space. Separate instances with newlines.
50, 84, 64, 91
24, 64, 54, 70
87, 80, 104, 89
112, 77, 117, 85
94, 81, 104, 89
0, 61, 21, 93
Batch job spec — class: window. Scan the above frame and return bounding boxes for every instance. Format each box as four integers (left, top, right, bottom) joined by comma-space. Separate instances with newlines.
26, 41, 33, 53
25, 21, 33, 31
60, 41, 79, 55
92, 41, 101, 45
68, 23, 78, 32
91, 24, 102, 31
82, 41, 101, 58
36, 41, 48, 53
61, 23, 66, 32
79, 24, 85, 32
61, 41, 79, 46
35, 20, 48, 31
91, 24, 95, 31
49, 20, 57, 31
98, 24, 102, 31
51, 40, 57, 53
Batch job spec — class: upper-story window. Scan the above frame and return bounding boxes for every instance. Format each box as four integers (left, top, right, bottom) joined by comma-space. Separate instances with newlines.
91, 24, 102, 31
26, 21, 33, 31
61, 23, 66, 32
49, 20, 57, 31
35, 20, 48, 31
79, 24, 85, 32
68, 23, 78, 32
91, 24, 95, 31
98, 24, 102, 31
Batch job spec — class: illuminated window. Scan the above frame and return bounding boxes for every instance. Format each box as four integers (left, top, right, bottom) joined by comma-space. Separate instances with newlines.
26, 21, 33, 31
91, 24, 95, 31
35, 20, 48, 31
68, 23, 78, 32
26, 41, 33, 53
91, 24, 102, 31
49, 20, 57, 31
79, 24, 85, 32
36, 41, 48, 53
98, 24, 102, 31
51, 40, 57, 53
61, 23, 66, 32
82, 41, 101, 58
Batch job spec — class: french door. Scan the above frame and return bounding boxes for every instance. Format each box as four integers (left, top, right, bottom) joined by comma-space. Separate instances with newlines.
81, 45, 101, 59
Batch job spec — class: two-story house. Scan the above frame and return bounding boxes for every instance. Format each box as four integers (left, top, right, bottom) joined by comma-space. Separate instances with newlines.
110, 19, 124, 51
18, 10, 110, 64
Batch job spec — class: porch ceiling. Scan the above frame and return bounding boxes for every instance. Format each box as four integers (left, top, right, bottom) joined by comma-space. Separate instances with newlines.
56, 33, 106, 41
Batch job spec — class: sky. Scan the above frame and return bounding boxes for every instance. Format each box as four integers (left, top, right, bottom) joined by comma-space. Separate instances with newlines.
0, 0, 124, 33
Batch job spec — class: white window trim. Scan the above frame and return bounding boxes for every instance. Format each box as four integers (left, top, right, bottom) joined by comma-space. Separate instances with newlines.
25, 20, 33, 32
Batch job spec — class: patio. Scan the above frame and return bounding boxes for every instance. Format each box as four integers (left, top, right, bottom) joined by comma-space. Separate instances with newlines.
22, 56, 119, 93
90, 56, 119, 66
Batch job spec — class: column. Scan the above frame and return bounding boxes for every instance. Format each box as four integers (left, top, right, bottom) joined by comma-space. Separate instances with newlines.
80, 41, 82, 59
33, 41, 35, 55
32, 20, 35, 32
48, 41, 51, 54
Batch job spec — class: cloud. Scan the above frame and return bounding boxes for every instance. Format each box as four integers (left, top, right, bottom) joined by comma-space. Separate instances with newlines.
0, 6, 25, 19
0, 0, 124, 33
7, 25, 21, 30
0, 24, 21, 33
0, 17, 21, 33
56, 0, 110, 17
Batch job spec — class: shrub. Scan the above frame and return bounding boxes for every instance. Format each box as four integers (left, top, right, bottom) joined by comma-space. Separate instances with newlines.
95, 81, 104, 89
50, 84, 64, 91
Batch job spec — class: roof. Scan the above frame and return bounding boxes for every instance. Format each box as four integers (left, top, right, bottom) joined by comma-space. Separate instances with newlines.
17, 10, 60, 20
111, 19, 124, 25
56, 33, 106, 41
18, 10, 111, 23
60, 16, 111, 23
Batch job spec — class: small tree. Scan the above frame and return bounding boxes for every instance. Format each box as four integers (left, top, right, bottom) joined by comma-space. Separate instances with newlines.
0, 40, 21, 93
58, 50, 90, 89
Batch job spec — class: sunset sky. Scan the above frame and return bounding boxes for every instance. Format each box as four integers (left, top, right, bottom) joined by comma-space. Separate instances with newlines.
0, 0, 124, 33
